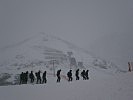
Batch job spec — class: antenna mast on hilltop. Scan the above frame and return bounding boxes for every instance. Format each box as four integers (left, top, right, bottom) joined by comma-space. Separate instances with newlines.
51, 60, 56, 77
67, 52, 73, 69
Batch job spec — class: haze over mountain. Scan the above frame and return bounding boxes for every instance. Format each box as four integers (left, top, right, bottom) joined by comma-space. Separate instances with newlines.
0, 0, 133, 100
0, 0, 133, 71
0, 32, 124, 86
89, 32, 133, 70
0, 32, 132, 100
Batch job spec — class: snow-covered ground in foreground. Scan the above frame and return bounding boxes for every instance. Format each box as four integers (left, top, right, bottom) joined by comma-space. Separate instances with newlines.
0, 68, 133, 100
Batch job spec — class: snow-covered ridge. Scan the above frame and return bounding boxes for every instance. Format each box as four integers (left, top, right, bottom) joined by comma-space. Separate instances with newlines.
0, 32, 124, 86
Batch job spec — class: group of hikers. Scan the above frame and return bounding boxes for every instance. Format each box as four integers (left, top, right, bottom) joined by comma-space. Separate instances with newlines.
19, 69, 89, 84
20, 70, 47, 84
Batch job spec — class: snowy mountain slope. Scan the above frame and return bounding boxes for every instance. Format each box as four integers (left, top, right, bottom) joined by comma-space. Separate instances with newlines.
0, 32, 132, 100
0, 32, 123, 85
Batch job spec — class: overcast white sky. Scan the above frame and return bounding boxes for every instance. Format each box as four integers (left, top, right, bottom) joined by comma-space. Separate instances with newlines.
0, 0, 133, 69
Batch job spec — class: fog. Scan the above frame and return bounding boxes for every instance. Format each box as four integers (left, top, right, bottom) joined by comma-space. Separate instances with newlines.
0, 0, 133, 69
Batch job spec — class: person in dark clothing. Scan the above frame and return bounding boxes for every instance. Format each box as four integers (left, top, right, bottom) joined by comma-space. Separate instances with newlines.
75, 69, 79, 80
85, 70, 89, 80
29, 71, 35, 83
81, 70, 86, 80
25, 71, 29, 84
42, 71, 47, 84
57, 69, 61, 83
20, 72, 24, 84
67, 70, 73, 82
36, 70, 42, 84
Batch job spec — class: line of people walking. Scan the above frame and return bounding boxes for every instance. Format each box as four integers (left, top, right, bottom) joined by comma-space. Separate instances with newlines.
67, 69, 89, 82
20, 70, 47, 84
19, 69, 89, 84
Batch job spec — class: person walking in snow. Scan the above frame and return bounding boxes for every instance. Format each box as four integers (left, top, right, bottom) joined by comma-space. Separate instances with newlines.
85, 70, 89, 80
57, 69, 61, 83
128, 62, 132, 72
20, 72, 24, 84
36, 70, 42, 84
75, 69, 79, 80
81, 70, 86, 80
42, 71, 47, 84
67, 70, 73, 82
24, 71, 29, 84
29, 71, 35, 83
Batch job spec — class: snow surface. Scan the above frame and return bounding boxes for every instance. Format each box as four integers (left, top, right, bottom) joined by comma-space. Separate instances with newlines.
0, 68, 133, 100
